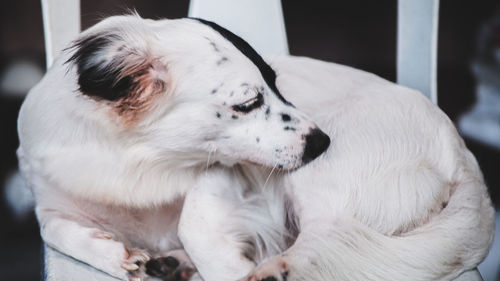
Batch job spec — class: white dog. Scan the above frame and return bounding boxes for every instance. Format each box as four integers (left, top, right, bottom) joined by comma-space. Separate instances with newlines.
17, 14, 495, 281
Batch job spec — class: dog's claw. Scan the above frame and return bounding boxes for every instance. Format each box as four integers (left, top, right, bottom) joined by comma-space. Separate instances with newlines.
121, 262, 140, 271
127, 248, 150, 263
243, 256, 289, 281
92, 230, 113, 240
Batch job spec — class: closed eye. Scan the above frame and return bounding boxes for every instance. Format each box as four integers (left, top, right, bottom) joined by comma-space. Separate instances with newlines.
232, 93, 263, 113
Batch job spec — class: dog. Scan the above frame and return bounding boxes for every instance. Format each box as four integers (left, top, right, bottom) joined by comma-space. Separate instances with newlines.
17, 14, 495, 281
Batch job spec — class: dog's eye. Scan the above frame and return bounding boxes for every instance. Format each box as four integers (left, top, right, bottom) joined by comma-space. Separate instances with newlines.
232, 93, 263, 113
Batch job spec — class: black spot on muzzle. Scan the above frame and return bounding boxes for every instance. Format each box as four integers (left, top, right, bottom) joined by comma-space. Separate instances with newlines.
302, 128, 330, 164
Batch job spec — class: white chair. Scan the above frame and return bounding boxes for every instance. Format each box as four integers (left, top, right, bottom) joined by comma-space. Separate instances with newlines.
40, 0, 482, 280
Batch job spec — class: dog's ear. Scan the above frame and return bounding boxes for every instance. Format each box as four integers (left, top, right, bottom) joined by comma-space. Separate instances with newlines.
66, 29, 168, 116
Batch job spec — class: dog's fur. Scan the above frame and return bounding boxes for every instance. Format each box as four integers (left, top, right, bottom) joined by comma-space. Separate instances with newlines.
18, 15, 495, 281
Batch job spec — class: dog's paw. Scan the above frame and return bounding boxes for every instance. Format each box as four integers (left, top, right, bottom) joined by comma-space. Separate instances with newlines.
241, 256, 289, 281
122, 248, 151, 281
145, 249, 196, 281
89, 230, 150, 280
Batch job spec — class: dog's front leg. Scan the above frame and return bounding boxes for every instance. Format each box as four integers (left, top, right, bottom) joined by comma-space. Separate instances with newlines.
37, 208, 150, 281
178, 168, 256, 281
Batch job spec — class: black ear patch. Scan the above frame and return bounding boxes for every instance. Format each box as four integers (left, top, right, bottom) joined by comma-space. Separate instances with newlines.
66, 30, 168, 119
67, 33, 133, 101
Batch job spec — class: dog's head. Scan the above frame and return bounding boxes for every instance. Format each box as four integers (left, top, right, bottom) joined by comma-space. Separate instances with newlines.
18, 14, 332, 205
25, 15, 327, 179
63, 15, 330, 171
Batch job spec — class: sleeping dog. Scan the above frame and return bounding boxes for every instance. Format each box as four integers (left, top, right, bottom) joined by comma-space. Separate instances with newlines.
17, 14, 494, 281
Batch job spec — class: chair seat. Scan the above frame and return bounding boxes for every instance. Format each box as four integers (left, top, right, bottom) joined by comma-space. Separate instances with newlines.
44, 245, 483, 281
44, 245, 119, 281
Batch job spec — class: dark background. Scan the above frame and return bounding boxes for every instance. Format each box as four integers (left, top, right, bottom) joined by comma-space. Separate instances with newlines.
1, 1, 499, 280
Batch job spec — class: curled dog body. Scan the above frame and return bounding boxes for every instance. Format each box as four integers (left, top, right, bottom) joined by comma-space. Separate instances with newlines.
17, 14, 494, 281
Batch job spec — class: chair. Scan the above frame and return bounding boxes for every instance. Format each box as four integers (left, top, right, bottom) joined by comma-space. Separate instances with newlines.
40, 0, 482, 280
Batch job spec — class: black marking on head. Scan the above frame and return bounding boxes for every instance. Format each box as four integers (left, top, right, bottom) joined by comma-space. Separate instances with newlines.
193, 18, 293, 106
231, 115, 239, 119
256, 137, 260, 143
216, 112, 221, 118
217, 56, 228, 65
65, 30, 167, 114
241, 82, 249, 87
265, 106, 271, 120
210, 83, 224, 95
230, 91, 234, 97
66, 33, 131, 101
208, 40, 220, 52
284, 126, 296, 131
281, 113, 291, 122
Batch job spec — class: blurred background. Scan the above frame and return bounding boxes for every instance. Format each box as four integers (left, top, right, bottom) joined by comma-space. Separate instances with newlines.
1, 0, 500, 280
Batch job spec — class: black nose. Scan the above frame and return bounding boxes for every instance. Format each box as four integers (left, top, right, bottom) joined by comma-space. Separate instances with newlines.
302, 128, 330, 164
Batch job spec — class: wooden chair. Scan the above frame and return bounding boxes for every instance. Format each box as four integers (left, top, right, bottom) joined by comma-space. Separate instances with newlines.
40, 0, 482, 279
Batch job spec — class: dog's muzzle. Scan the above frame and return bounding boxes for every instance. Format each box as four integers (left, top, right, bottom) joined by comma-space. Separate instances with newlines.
302, 128, 331, 164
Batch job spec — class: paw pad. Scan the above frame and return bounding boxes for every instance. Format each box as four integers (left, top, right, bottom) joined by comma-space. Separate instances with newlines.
259, 272, 288, 281
260, 277, 277, 281
146, 256, 195, 281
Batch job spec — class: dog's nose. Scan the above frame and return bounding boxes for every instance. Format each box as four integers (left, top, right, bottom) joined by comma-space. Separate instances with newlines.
302, 128, 330, 164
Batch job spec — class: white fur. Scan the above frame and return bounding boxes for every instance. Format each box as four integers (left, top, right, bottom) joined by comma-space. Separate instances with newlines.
17, 15, 494, 281
244, 56, 495, 281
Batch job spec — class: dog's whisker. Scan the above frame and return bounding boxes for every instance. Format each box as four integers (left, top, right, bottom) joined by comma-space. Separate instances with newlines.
206, 148, 215, 174
263, 162, 279, 189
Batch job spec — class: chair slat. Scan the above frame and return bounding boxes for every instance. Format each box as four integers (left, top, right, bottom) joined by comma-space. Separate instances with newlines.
188, 0, 288, 55
41, 0, 81, 68
397, 0, 439, 104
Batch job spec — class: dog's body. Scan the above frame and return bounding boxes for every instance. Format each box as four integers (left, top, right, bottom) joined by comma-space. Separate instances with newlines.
18, 15, 494, 281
